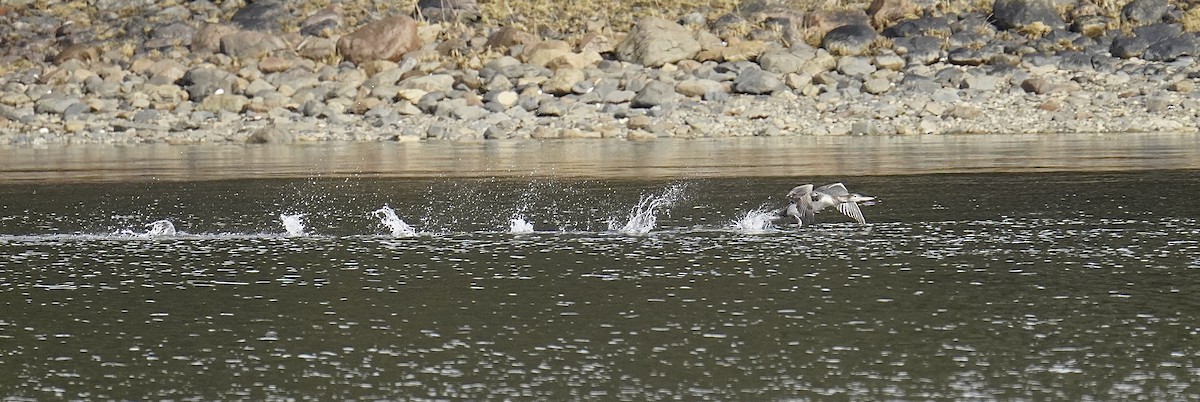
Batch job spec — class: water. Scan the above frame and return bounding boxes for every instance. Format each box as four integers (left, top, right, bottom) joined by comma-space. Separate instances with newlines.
1, 170, 1198, 400
373, 206, 418, 237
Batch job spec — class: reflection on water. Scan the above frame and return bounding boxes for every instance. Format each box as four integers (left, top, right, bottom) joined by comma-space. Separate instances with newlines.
2, 133, 1200, 183
1, 172, 1198, 399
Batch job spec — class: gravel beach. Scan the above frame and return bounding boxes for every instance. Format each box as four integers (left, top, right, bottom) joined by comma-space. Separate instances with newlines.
1, 0, 1199, 146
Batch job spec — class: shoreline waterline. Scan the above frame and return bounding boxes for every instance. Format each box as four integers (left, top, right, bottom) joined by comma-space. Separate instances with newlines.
2, 132, 1199, 183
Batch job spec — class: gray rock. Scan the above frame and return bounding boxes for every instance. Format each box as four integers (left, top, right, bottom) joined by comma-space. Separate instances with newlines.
452, 104, 487, 120
733, 68, 784, 94
615, 17, 701, 67
537, 100, 570, 116
991, 0, 1065, 30
821, 24, 877, 56
947, 48, 987, 66
61, 102, 89, 120
416, 92, 446, 114
300, 5, 342, 37
836, 56, 876, 77
1111, 34, 1152, 58
246, 126, 292, 143
230, 0, 287, 31
1145, 35, 1199, 61
0, 104, 35, 124
146, 21, 196, 49
894, 36, 943, 65
962, 75, 1002, 91
758, 50, 807, 74
930, 88, 960, 103
1121, 0, 1169, 26
34, 95, 81, 115
200, 94, 249, 113
874, 52, 905, 70
399, 74, 455, 92
133, 109, 160, 123
862, 77, 891, 94
182, 67, 237, 102
631, 80, 676, 108
883, 15, 952, 37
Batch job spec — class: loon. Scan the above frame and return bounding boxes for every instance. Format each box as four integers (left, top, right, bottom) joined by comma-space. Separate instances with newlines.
781, 183, 875, 226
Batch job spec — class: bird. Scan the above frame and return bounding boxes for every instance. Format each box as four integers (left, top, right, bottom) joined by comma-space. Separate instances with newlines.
782, 184, 816, 227
811, 182, 876, 225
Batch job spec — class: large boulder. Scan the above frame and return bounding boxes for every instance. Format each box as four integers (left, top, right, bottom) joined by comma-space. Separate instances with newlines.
991, 0, 1065, 31
615, 17, 701, 67
337, 16, 422, 64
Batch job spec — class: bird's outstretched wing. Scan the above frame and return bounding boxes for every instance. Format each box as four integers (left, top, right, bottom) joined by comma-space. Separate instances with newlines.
815, 182, 849, 196
836, 201, 866, 224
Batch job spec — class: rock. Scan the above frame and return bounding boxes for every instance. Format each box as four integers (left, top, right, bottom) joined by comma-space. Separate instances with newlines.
675, 79, 725, 98
627, 130, 657, 141
1071, 15, 1109, 37
804, 10, 872, 40
484, 90, 519, 108
230, 0, 287, 31
418, 0, 479, 23
615, 17, 701, 67
758, 50, 807, 74
143, 59, 188, 84
733, 67, 784, 94
298, 37, 337, 60
399, 74, 454, 92
867, 0, 918, 28
199, 94, 249, 113
182, 67, 237, 102
246, 125, 291, 143
1144, 35, 1199, 61
522, 40, 573, 67
1020, 77, 1059, 94
894, 35, 943, 65
862, 77, 891, 94
947, 48, 987, 66
452, 104, 487, 120
257, 56, 291, 73
53, 44, 99, 64
991, 0, 1065, 31
1169, 80, 1194, 93
884, 15, 952, 37
874, 52, 905, 70
485, 27, 536, 51
132, 109, 160, 123
337, 15, 421, 64
836, 56, 876, 77
542, 68, 585, 96
220, 30, 287, 59
300, 5, 342, 37
821, 24, 877, 56
963, 75, 1002, 90
537, 100, 570, 116
697, 39, 767, 62
1121, 0, 1169, 26
631, 80, 676, 108
146, 21, 196, 49
192, 23, 239, 53
1110, 34, 1152, 58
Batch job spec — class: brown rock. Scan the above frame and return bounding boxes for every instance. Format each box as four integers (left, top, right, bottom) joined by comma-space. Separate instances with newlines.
803, 10, 870, 43
193, 23, 239, 53
297, 37, 337, 61
337, 15, 421, 64
485, 27, 535, 51
220, 30, 288, 59
521, 40, 573, 67
615, 17, 701, 67
258, 56, 291, 73
867, 0, 918, 28
54, 44, 99, 64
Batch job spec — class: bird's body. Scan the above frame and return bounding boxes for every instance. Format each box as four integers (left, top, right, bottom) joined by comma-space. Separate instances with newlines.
782, 182, 875, 226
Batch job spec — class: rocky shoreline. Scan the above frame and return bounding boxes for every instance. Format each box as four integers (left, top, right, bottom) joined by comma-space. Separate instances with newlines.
1, 0, 1199, 146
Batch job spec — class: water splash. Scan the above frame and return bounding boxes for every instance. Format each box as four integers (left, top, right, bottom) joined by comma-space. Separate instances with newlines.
509, 217, 535, 234
731, 207, 779, 232
279, 213, 306, 237
373, 206, 417, 237
610, 184, 686, 235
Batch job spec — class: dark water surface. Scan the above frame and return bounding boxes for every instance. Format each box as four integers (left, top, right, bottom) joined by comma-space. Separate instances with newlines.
1, 135, 1199, 400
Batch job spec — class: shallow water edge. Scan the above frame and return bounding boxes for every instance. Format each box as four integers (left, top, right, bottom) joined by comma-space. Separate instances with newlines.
2, 133, 1199, 183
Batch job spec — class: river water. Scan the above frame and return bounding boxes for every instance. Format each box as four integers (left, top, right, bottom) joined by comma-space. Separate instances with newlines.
1, 134, 1198, 400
